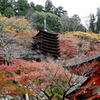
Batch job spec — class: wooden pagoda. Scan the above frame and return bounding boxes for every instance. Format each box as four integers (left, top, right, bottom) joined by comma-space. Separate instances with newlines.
32, 30, 60, 61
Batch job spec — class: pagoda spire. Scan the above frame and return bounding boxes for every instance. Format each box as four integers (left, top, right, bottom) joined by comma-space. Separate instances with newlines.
44, 17, 47, 31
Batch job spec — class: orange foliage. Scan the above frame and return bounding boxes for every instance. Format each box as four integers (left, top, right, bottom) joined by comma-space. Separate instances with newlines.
0, 58, 71, 98
59, 32, 100, 59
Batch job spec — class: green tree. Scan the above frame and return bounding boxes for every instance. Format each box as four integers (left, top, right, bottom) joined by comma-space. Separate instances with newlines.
96, 8, 100, 33
9, 0, 16, 9
35, 4, 44, 12
89, 13, 95, 33
4, 7, 15, 18
30, 1, 35, 10
29, 1, 35, 12
32, 11, 63, 32
15, 0, 30, 16
0, 0, 15, 14
54, 6, 67, 17
46, 12, 62, 32
45, 0, 55, 13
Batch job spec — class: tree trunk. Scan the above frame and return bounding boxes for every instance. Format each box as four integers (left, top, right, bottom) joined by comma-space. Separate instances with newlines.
62, 92, 66, 100
25, 93, 29, 100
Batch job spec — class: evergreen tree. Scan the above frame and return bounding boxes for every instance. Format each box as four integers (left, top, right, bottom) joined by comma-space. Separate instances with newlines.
89, 13, 95, 33
4, 7, 15, 18
15, 0, 30, 16
29, 1, 35, 12
35, 5, 44, 12
45, 12, 63, 32
9, 0, 16, 9
45, 0, 55, 13
30, 2, 35, 10
54, 6, 67, 17
96, 8, 100, 33
0, 0, 14, 14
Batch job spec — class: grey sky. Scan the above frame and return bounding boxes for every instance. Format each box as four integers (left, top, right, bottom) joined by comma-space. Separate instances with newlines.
27, 0, 100, 25
28, 0, 100, 17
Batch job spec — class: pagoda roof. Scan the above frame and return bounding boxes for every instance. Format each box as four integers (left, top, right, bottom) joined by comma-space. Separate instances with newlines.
41, 47, 60, 54
41, 44, 60, 51
33, 30, 58, 38
41, 32, 59, 39
41, 35, 59, 42
42, 42, 59, 48
41, 39, 59, 45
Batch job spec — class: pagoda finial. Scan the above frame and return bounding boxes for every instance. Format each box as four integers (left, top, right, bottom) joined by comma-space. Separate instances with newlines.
44, 17, 47, 31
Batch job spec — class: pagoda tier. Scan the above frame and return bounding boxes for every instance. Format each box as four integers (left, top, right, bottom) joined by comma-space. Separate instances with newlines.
32, 30, 60, 61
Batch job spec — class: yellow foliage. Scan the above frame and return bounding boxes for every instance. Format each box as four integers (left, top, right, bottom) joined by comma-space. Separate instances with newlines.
69, 31, 100, 42
0, 16, 8, 28
0, 17, 8, 22
0, 16, 31, 36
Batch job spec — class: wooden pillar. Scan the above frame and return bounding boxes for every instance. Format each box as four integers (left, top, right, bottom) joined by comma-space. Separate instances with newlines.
74, 98, 79, 100
0, 56, 3, 65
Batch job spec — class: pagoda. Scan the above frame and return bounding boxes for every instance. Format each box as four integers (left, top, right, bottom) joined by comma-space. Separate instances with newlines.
32, 30, 60, 61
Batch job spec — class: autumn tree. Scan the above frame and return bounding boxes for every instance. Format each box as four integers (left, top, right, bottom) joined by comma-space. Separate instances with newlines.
70, 14, 81, 31
0, 58, 90, 100
0, 30, 100, 100
0, 64, 16, 98
0, 16, 32, 64
59, 34, 77, 59
58, 31, 100, 59
61, 15, 70, 32
69, 31, 100, 56
61, 15, 86, 32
